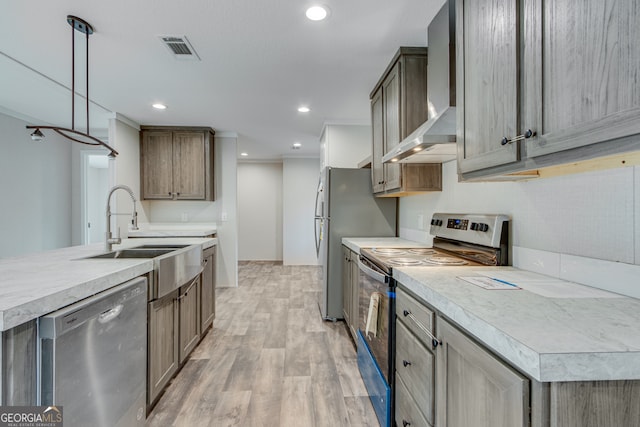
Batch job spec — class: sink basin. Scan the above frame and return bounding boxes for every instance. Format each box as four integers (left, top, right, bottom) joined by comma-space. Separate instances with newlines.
85, 248, 175, 259
81, 244, 203, 300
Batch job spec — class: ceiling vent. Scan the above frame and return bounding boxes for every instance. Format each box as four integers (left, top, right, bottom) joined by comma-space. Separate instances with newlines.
159, 36, 200, 60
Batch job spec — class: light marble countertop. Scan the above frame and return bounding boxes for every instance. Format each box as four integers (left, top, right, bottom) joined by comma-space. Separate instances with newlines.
342, 237, 640, 382
395, 266, 640, 383
128, 222, 217, 238
0, 237, 216, 331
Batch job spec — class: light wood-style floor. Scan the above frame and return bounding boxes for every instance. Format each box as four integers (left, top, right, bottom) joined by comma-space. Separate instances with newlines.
146, 261, 378, 427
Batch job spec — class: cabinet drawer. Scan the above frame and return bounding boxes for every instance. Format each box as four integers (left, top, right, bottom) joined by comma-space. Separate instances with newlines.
397, 287, 434, 345
396, 374, 432, 427
396, 320, 434, 425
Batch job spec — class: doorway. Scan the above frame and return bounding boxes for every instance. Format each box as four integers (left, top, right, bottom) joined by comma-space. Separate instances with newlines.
81, 151, 110, 244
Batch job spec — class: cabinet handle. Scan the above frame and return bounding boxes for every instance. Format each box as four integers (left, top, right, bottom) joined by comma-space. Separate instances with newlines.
402, 309, 440, 349
403, 421, 411, 427
501, 129, 535, 146
402, 360, 412, 367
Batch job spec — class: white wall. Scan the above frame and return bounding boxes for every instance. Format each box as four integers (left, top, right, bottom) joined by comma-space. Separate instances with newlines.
399, 160, 640, 296
320, 124, 371, 169
237, 162, 283, 261
109, 116, 150, 236
283, 158, 320, 265
0, 112, 72, 258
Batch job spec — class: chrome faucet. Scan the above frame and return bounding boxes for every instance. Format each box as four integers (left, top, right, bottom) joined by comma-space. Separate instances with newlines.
105, 184, 139, 251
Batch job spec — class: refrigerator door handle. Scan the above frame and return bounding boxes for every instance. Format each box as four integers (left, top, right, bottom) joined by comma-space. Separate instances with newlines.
314, 217, 323, 256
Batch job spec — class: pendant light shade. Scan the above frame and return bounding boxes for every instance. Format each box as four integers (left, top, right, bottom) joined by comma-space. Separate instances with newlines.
25, 15, 118, 158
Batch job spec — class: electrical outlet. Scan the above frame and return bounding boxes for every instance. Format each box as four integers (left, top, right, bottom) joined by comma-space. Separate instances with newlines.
221, 212, 228, 221
181, 212, 189, 222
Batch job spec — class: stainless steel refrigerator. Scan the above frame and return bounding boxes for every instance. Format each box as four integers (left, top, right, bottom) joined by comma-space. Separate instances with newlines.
314, 167, 397, 320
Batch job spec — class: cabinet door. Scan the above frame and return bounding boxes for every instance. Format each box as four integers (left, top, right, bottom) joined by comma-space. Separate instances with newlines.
179, 277, 201, 364
523, 0, 640, 158
200, 248, 216, 333
148, 291, 179, 405
383, 62, 402, 191
436, 317, 529, 427
371, 89, 386, 194
456, 0, 520, 174
341, 246, 352, 327
173, 132, 206, 200
141, 131, 174, 199
349, 249, 359, 339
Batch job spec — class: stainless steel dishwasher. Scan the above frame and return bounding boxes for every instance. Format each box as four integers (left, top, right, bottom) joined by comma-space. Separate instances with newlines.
39, 277, 147, 427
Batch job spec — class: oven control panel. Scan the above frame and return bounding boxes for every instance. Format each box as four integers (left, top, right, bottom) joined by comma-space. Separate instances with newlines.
430, 213, 510, 249
447, 218, 469, 230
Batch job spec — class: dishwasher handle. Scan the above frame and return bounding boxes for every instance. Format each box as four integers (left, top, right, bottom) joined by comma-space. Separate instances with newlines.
98, 304, 124, 324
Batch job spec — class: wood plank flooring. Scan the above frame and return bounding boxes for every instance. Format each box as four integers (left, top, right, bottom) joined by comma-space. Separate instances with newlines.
146, 261, 378, 427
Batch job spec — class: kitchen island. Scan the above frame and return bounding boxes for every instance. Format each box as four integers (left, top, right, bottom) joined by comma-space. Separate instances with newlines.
0, 237, 216, 406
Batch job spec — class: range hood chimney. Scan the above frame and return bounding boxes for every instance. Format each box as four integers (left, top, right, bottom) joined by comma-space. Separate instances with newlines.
382, 0, 456, 164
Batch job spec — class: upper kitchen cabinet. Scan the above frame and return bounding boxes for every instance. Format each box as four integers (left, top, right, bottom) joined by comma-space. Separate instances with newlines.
457, 0, 640, 179
456, 0, 519, 174
371, 47, 442, 196
140, 126, 216, 201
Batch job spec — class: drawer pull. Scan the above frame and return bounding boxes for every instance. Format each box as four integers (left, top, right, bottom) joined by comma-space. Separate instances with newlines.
403, 421, 411, 427
402, 360, 412, 367
402, 309, 440, 349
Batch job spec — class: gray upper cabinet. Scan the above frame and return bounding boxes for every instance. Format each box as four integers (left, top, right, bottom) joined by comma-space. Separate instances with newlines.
457, 0, 640, 179
523, 0, 640, 158
371, 89, 386, 194
141, 126, 215, 201
456, 0, 519, 174
370, 47, 442, 196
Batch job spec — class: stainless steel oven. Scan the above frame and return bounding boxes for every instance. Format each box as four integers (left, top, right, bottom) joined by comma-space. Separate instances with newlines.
357, 255, 395, 427
356, 213, 510, 427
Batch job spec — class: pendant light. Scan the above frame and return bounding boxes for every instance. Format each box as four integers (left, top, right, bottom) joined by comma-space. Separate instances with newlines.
26, 15, 118, 158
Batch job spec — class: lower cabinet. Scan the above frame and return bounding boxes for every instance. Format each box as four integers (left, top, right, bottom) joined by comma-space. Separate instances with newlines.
200, 246, 216, 334
148, 271, 208, 408
341, 245, 359, 341
178, 276, 201, 364
396, 287, 436, 427
395, 284, 640, 427
148, 290, 179, 406
435, 317, 529, 427
0, 320, 37, 405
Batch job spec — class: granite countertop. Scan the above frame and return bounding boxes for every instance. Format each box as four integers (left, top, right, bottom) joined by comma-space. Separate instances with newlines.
395, 266, 640, 383
0, 237, 216, 331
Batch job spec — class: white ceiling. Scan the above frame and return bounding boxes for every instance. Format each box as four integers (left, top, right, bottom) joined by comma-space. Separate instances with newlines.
0, 0, 445, 160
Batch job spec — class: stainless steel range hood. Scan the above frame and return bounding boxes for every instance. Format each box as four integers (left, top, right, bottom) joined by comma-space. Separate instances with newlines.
382, 0, 456, 164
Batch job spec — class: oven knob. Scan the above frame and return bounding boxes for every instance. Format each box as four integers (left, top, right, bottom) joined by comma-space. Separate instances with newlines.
479, 223, 489, 232
470, 222, 477, 230
431, 219, 442, 226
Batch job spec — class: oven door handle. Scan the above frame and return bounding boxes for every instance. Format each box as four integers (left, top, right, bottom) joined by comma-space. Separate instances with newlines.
358, 257, 389, 284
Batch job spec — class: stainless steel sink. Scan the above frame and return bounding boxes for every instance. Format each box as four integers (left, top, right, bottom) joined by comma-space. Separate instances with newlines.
85, 248, 175, 259
82, 244, 203, 299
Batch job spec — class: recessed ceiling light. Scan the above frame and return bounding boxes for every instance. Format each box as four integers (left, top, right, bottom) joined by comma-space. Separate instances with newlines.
240, 152, 248, 157
152, 103, 167, 110
292, 142, 302, 149
306, 5, 329, 21
297, 106, 310, 113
